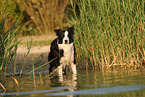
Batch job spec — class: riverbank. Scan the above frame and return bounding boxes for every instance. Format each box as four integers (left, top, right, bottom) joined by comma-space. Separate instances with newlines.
7, 34, 56, 72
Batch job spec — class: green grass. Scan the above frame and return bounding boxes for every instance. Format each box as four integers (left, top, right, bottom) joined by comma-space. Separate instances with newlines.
17, 33, 56, 47
70, 0, 145, 70
32, 40, 52, 46
19, 40, 52, 47
0, 7, 21, 74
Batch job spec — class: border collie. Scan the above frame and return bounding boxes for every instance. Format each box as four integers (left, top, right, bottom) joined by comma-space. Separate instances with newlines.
48, 26, 77, 80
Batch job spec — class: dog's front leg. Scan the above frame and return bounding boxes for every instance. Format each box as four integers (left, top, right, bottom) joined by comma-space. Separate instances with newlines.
57, 65, 63, 82
71, 63, 77, 75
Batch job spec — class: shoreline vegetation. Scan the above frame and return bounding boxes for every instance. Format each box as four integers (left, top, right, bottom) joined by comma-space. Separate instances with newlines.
70, 0, 144, 70
0, 0, 144, 91
0, 0, 145, 91
0, 0, 144, 73
0, 0, 144, 72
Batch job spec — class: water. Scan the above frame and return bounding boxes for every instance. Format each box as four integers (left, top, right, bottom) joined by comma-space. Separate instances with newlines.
1, 69, 145, 97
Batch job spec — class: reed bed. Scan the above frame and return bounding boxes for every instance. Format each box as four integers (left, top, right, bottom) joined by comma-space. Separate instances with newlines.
0, 6, 21, 91
0, 8, 20, 74
15, 0, 70, 35
70, 0, 145, 70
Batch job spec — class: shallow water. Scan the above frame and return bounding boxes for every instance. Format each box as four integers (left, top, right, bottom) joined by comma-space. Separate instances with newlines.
1, 69, 145, 97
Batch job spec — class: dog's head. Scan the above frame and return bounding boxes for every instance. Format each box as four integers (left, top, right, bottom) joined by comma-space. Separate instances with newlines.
54, 26, 74, 44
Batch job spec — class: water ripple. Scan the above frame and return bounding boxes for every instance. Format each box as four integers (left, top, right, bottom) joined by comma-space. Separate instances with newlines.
45, 85, 145, 96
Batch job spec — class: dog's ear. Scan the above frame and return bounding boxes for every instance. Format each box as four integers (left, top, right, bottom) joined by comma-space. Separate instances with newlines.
68, 26, 74, 34
54, 29, 62, 36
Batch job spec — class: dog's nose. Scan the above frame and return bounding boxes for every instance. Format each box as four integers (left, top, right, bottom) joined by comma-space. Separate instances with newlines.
65, 40, 68, 43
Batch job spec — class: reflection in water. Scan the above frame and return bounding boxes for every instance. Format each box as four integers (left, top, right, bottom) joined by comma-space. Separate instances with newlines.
50, 73, 77, 97
0, 69, 145, 97
0, 73, 77, 97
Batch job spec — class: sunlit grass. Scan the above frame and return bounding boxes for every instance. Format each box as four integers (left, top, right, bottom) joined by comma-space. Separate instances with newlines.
0, 7, 21, 73
70, 0, 145, 69
20, 40, 52, 47
17, 33, 56, 47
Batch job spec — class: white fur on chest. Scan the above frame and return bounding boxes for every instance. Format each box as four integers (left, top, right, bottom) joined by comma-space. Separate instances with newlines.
58, 43, 74, 67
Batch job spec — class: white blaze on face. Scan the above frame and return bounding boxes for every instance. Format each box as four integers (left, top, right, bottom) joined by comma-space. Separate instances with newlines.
63, 31, 69, 44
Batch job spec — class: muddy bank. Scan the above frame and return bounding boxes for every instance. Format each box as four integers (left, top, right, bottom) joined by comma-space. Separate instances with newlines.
7, 45, 50, 72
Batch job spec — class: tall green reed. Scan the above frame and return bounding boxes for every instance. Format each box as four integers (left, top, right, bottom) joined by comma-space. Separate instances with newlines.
0, 7, 21, 74
70, 0, 144, 69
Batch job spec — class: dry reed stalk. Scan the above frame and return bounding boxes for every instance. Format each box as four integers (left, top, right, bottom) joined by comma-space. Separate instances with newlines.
32, 58, 36, 88
44, 65, 62, 78
0, 83, 6, 92
92, 46, 97, 67
6, 73, 20, 90
15, 0, 69, 34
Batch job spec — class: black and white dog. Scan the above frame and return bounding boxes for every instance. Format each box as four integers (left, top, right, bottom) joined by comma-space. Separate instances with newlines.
48, 26, 77, 80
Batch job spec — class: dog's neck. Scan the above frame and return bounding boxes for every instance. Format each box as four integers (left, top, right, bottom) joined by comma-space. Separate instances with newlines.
58, 43, 73, 52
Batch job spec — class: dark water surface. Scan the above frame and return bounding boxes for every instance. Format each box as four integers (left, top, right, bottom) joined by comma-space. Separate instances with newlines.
1, 69, 145, 97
